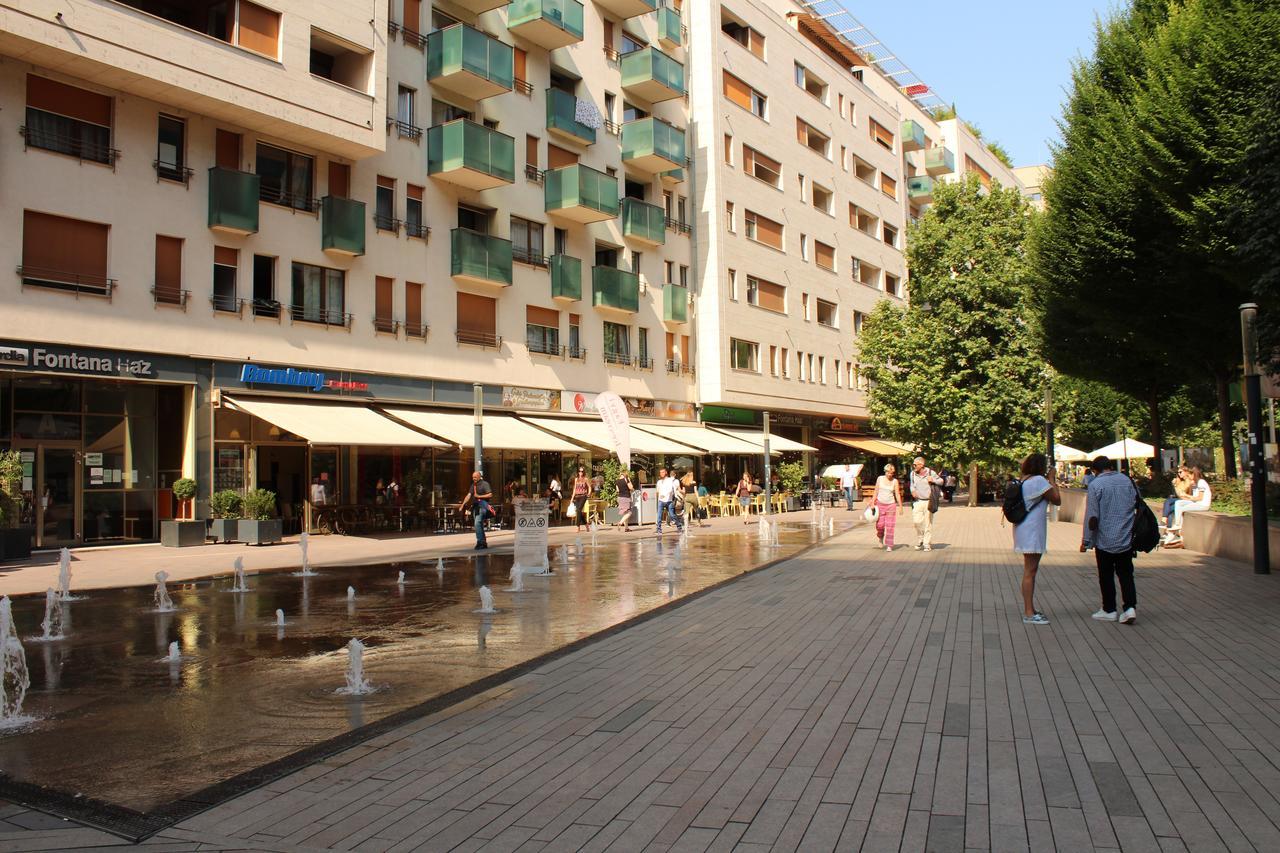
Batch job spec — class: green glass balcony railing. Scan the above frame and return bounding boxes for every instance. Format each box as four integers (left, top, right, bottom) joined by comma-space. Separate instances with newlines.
658, 6, 682, 49
550, 254, 582, 301
321, 195, 366, 256
907, 175, 936, 202
663, 283, 688, 323
451, 228, 513, 286
426, 23, 514, 99
545, 163, 619, 222
594, 0, 656, 18
621, 197, 666, 245
621, 116, 685, 171
507, 0, 584, 50
924, 146, 956, 175
546, 88, 596, 144
427, 119, 515, 188
661, 167, 684, 183
901, 119, 927, 151
592, 266, 640, 312
620, 46, 684, 102
208, 166, 260, 234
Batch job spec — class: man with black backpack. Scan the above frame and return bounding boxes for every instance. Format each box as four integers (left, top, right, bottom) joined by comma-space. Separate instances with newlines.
1080, 456, 1138, 624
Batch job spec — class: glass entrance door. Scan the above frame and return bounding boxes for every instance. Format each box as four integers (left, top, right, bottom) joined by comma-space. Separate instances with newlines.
37, 446, 80, 548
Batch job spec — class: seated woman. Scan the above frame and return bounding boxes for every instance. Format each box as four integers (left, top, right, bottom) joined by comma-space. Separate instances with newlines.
1160, 465, 1193, 531
1165, 466, 1211, 546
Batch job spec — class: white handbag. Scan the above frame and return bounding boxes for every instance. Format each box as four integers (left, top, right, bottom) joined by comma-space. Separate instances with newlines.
863, 505, 880, 523
565, 500, 577, 518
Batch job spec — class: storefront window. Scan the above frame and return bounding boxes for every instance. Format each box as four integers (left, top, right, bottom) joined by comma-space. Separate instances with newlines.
0, 376, 10, 440
214, 444, 246, 492
83, 416, 156, 490
13, 377, 80, 412
83, 381, 156, 417
310, 448, 338, 506
216, 408, 253, 441
13, 412, 81, 440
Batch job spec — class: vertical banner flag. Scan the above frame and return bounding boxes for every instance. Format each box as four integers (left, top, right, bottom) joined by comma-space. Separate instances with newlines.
595, 391, 631, 469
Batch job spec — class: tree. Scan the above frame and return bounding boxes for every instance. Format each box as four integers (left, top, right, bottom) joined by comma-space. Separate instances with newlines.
1237, 82, 1280, 371
858, 178, 1043, 505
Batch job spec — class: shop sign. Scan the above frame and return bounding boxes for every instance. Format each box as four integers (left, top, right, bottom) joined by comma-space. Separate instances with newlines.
502, 386, 561, 411
828, 417, 859, 433
564, 391, 696, 421
1, 344, 154, 377
700, 405, 758, 426
239, 363, 369, 393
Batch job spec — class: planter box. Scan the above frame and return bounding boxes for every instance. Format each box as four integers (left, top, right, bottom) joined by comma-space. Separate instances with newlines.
0, 527, 34, 562
785, 497, 800, 512
240, 518, 283, 546
603, 507, 622, 525
209, 518, 240, 543
161, 520, 207, 548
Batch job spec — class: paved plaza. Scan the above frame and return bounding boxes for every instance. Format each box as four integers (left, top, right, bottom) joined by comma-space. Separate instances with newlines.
2, 505, 1278, 852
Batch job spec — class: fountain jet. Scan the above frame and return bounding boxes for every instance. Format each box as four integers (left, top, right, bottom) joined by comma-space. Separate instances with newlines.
38, 589, 64, 641
0, 597, 30, 725
335, 639, 373, 695
153, 571, 175, 612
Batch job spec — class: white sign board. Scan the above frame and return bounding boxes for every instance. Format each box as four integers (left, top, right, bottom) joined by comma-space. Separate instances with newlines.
512, 498, 550, 572
595, 391, 631, 469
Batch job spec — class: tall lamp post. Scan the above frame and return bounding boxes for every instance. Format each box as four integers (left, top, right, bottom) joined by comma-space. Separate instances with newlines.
762, 411, 772, 522
473, 383, 484, 474
1240, 304, 1270, 574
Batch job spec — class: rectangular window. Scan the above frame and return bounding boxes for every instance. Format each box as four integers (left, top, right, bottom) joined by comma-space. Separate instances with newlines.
603, 321, 631, 362
679, 265, 688, 288
852, 157, 875, 186
638, 327, 650, 367
795, 119, 830, 158
886, 273, 901, 297
769, 345, 778, 376
816, 298, 837, 327
799, 234, 808, 261
815, 241, 835, 272
252, 254, 277, 317
801, 292, 810, 320
457, 291, 498, 345
238, 1, 281, 59
664, 260, 675, 285
257, 143, 315, 211
375, 175, 397, 230
526, 305, 560, 354
216, 129, 241, 169
328, 161, 350, 198
853, 310, 865, 335
728, 268, 738, 300
745, 275, 758, 305
154, 235, 183, 304
723, 133, 733, 164
781, 347, 789, 378
212, 246, 238, 312
808, 353, 815, 383
568, 313, 582, 355
811, 183, 833, 214
742, 145, 781, 188
24, 75, 113, 165
721, 13, 764, 58
869, 117, 894, 151
723, 71, 766, 118
406, 184, 425, 238
819, 355, 826, 384
794, 63, 828, 102
405, 281, 425, 337
375, 276, 395, 332
511, 216, 546, 266
291, 262, 346, 325
880, 173, 897, 200
883, 223, 898, 248
965, 154, 993, 188
853, 258, 881, 288
309, 28, 372, 90
747, 276, 785, 313
730, 338, 759, 372
798, 351, 806, 382
840, 145, 847, 171
725, 201, 736, 232
851, 204, 878, 236
744, 210, 783, 250
836, 359, 842, 388
156, 115, 186, 181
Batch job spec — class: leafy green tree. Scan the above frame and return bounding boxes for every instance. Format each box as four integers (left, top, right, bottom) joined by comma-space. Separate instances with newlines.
858, 178, 1043, 505
1237, 82, 1280, 371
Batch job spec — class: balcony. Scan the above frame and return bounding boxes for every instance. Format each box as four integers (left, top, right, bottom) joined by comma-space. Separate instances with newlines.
451, 228, 513, 289
427, 119, 516, 190
208, 167, 260, 235
621, 117, 685, 173
19, 267, 116, 299
457, 329, 503, 348
508, 0, 585, 51
453, 0, 508, 10
593, 0, 657, 18
663, 284, 689, 324
621, 198, 666, 246
620, 47, 684, 103
901, 119, 927, 152
603, 351, 634, 367
924, 146, 956, 176
545, 164, 619, 224
907, 175, 936, 204
321, 196, 366, 257
592, 266, 640, 313
427, 24, 514, 101
660, 167, 684, 185
545, 88, 597, 145
550, 254, 582, 301
658, 6, 683, 50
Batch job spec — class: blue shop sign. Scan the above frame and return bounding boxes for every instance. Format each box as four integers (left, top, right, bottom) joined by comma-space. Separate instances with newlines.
239, 363, 368, 392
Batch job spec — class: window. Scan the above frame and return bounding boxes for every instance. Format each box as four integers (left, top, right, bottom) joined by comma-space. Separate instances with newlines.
620, 32, 644, 54
309, 28, 373, 91
156, 115, 186, 182
746, 276, 785, 313
815, 241, 835, 272
554, 227, 568, 255
811, 183, 833, 214
547, 143, 578, 170
154, 236, 183, 304
725, 201, 736, 232
840, 145, 847, 171
835, 359, 842, 388
511, 216, 545, 266
852, 156, 876, 185
723, 133, 733, 164
568, 313, 582, 356
798, 351, 806, 381
723, 72, 766, 119
880, 173, 897, 200
744, 210, 783, 250
800, 233, 812, 261
869, 117, 894, 151
457, 292, 498, 345
730, 338, 759, 372
664, 260, 675, 285
728, 268, 738, 301
679, 265, 688, 288
781, 347, 789, 378
395, 86, 419, 138
769, 345, 778, 376
526, 306, 560, 355
797, 173, 805, 198
406, 185, 426, 238
801, 292, 810, 320
375, 276, 395, 333
663, 191, 674, 219
677, 196, 687, 226
24, 76, 113, 165
328, 161, 350, 198
808, 354, 815, 383
796, 119, 830, 158
850, 205, 878, 236
114, 0, 277, 57
213, 247, 238, 312
604, 321, 631, 362
638, 327, 650, 367
818, 356, 826, 384
604, 92, 616, 128
252, 254, 277, 317
794, 63, 827, 103
853, 311, 866, 335
432, 99, 471, 125
720, 11, 765, 58
257, 144, 315, 211
742, 145, 781, 188
883, 224, 898, 248
237, 1, 281, 58
291, 262, 346, 325
816, 298, 837, 327
375, 176, 397, 231
853, 258, 881, 288
886, 273, 901, 297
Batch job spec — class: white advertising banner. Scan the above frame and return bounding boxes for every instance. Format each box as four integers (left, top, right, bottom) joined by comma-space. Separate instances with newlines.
595, 391, 631, 469
512, 498, 550, 572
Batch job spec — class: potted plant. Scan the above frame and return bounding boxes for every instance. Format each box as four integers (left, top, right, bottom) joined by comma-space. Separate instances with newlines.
160, 477, 205, 547
239, 488, 282, 546
0, 450, 32, 562
777, 461, 806, 511
209, 489, 243, 543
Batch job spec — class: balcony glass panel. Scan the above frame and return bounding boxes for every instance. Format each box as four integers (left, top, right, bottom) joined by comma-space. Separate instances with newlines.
427, 119, 516, 185
550, 254, 582, 301
426, 24, 514, 95
544, 164, 619, 220
658, 6, 682, 48
321, 195, 366, 256
451, 228, 513, 286
592, 266, 640, 312
900, 119, 926, 151
545, 88, 596, 144
663, 284, 688, 323
621, 117, 685, 170
621, 197, 666, 245
620, 46, 685, 101
208, 166, 260, 234
508, 0, 585, 44
924, 146, 956, 175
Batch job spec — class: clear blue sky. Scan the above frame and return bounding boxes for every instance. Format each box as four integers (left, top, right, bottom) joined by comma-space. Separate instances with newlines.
851, 1, 1114, 166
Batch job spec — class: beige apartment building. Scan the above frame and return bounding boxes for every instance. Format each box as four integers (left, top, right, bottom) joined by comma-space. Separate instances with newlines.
0, 0, 1026, 548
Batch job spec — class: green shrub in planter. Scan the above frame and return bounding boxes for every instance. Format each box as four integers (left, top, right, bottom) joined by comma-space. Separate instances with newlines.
209, 489, 242, 543
239, 489, 282, 545
0, 450, 32, 561
173, 478, 197, 501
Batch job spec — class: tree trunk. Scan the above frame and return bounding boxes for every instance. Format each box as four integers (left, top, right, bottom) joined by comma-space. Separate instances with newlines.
1147, 391, 1164, 477
1215, 370, 1239, 479
967, 463, 980, 507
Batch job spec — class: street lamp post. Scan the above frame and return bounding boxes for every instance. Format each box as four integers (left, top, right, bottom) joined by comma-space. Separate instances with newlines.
473, 383, 484, 474
762, 411, 772, 521
1240, 303, 1270, 574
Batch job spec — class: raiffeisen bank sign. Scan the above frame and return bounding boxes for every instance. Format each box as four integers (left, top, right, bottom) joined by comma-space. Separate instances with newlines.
239, 363, 369, 392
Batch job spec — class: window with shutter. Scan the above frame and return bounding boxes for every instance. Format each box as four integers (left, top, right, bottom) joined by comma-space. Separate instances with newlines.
405, 282, 425, 336
154, 235, 183, 304
21, 211, 111, 294
375, 276, 395, 331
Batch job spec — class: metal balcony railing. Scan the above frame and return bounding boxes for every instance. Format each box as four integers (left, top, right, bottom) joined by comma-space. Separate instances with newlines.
373, 316, 401, 335
152, 286, 189, 308
456, 329, 502, 348
290, 305, 353, 327
20, 123, 118, 167
154, 159, 194, 185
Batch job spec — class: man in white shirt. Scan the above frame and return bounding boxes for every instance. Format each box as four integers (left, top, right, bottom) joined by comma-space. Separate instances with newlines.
839, 464, 860, 510
909, 456, 943, 551
655, 467, 683, 534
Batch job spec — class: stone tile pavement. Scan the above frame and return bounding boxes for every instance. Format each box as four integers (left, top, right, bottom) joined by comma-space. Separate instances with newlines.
4, 505, 1280, 852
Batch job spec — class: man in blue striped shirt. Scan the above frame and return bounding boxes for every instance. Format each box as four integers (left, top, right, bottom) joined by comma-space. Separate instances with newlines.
1080, 456, 1138, 624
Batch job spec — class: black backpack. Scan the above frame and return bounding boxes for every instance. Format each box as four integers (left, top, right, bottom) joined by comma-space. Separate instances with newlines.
1130, 480, 1160, 553
1002, 480, 1030, 524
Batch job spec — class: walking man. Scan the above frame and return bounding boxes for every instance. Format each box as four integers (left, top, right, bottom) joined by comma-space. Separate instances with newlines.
1081, 456, 1138, 624
839, 464, 859, 510
458, 470, 493, 550
655, 468, 683, 535
909, 456, 943, 551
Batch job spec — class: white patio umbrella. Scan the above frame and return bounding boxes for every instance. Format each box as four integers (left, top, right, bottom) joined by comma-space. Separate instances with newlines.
1054, 444, 1090, 463
821, 464, 864, 479
1088, 438, 1156, 461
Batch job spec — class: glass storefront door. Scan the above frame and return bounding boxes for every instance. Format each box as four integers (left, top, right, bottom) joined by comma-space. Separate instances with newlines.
36, 445, 80, 548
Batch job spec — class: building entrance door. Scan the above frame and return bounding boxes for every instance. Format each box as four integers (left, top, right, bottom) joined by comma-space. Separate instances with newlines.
31, 445, 81, 548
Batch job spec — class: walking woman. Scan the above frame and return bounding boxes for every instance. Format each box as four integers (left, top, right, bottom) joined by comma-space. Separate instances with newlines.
868, 463, 903, 551
736, 472, 754, 524
1013, 452, 1061, 625
570, 465, 592, 533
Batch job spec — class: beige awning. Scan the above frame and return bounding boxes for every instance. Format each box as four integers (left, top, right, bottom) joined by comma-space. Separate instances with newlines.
224, 397, 447, 447
709, 427, 818, 453
635, 423, 777, 454
520, 417, 704, 455
380, 408, 585, 452
821, 434, 911, 456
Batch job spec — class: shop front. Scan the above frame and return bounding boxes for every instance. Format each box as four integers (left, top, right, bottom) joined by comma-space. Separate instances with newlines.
0, 340, 198, 548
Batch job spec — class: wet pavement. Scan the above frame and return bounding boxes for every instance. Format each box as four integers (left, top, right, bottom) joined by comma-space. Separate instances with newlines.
0, 518, 852, 814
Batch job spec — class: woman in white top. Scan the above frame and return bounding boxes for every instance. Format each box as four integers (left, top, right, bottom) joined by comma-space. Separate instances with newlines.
1013, 453, 1061, 625
865, 463, 903, 551
1166, 465, 1211, 544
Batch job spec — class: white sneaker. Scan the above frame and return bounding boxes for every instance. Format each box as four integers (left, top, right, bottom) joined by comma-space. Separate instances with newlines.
885, 546, 893, 552
914, 543, 924, 551
1091, 610, 1118, 621
1119, 608, 1137, 624
923, 545, 933, 552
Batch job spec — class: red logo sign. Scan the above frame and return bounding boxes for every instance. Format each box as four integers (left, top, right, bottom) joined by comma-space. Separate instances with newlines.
574, 393, 587, 412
